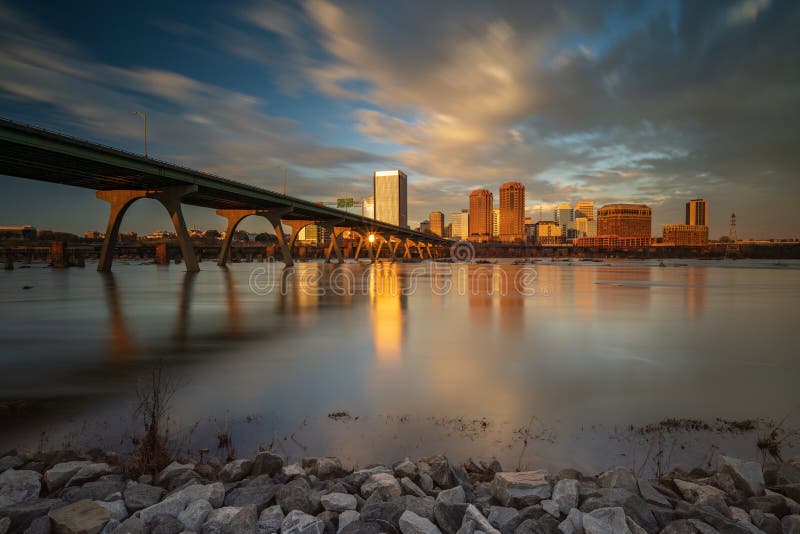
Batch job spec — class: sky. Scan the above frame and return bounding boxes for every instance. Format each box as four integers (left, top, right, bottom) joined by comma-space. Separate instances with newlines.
0, 0, 798, 239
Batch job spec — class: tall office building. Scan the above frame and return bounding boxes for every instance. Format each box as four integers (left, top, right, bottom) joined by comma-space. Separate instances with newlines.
429, 211, 444, 237
374, 170, 408, 227
499, 182, 525, 242
554, 203, 573, 227
575, 201, 595, 220
597, 204, 652, 237
685, 199, 708, 226
450, 210, 469, 240
575, 217, 597, 237
492, 208, 500, 238
362, 196, 375, 219
469, 189, 493, 241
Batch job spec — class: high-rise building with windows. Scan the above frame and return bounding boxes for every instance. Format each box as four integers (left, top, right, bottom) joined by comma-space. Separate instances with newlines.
450, 210, 469, 240
663, 224, 708, 246
374, 170, 408, 227
429, 211, 444, 237
685, 199, 708, 227
492, 208, 500, 238
499, 181, 525, 242
575, 201, 595, 220
468, 189, 493, 241
597, 204, 652, 237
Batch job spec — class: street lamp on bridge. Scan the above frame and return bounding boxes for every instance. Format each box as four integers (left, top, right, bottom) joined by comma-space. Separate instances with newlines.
131, 111, 147, 158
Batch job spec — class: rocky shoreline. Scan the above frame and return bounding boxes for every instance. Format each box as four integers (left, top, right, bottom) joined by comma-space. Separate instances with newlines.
1, 449, 799, 534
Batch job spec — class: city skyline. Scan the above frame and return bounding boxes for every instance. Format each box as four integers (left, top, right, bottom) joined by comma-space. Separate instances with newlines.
0, 1, 799, 239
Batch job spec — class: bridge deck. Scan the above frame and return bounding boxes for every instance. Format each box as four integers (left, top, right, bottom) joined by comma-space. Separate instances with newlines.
0, 118, 447, 243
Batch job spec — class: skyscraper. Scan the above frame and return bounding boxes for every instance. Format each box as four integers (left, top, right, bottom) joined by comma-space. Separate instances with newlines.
685, 199, 708, 226
575, 201, 595, 220
597, 204, 652, 237
492, 208, 500, 238
362, 196, 374, 219
450, 210, 469, 240
469, 189, 493, 241
499, 181, 525, 242
374, 170, 408, 227
554, 203, 573, 227
429, 211, 444, 237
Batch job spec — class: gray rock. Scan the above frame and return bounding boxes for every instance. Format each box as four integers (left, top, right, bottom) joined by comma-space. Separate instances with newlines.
282, 509, 325, 534
251, 452, 284, 478
353, 467, 393, 487
541, 500, 559, 519
283, 464, 305, 478
339, 520, 382, 534
258, 504, 284, 534
464, 504, 499, 534
776, 464, 800, 486
488, 506, 519, 530
202, 506, 241, 534
135, 497, 186, 525
433, 502, 467, 534
625, 517, 647, 534
97, 499, 128, 522
674, 479, 727, 504
395, 459, 418, 480
716, 456, 765, 497
581, 506, 629, 534
0, 498, 63, 533
224, 485, 278, 512
22, 515, 51, 534
783, 515, 800, 534
321, 493, 357, 512
123, 483, 165, 512
399, 510, 442, 534
304, 458, 343, 480
579, 488, 655, 533
659, 520, 696, 534
402, 478, 427, 498
178, 499, 212, 531
61, 480, 126, 503
338, 510, 360, 533
420, 456, 454, 489
750, 509, 780, 534
514, 517, 558, 534
0, 469, 41, 507
43, 462, 92, 492
111, 516, 146, 534
491, 471, 551, 508
420, 474, 435, 493
406, 496, 436, 522
0, 457, 24, 475
552, 480, 579, 515
219, 459, 254, 483
597, 468, 637, 494
436, 487, 465, 505
361, 473, 402, 499
0, 516, 9, 534
746, 494, 788, 517
167, 482, 225, 509
360, 499, 404, 527
66, 463, 113, 487
154, 462, 194, 487
636, 479, 671, 508
48, 499, 112, 534
150, 514, 184, 534
223, 504, 257, 534
687, 519, 721, 534
557, 508, 583, 534
277, 479, 316, 515
99, 518, 120, 534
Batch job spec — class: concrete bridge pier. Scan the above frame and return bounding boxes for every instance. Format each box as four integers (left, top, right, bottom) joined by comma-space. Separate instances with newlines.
97, 185, 199, 272
216, 208, 295, 267
321, 221, 345, 264
353, 232, 374, 262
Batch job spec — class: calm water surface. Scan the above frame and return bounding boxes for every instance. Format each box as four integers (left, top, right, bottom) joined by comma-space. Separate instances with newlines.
1, 258, 798, 473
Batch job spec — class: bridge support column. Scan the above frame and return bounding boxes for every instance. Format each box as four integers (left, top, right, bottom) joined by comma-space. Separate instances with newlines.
390, 239, 401, 260
261, 209, 294, 267
426, 243, 433, 259
402, 239, 412, 260
322, 224, 345, 264
97, 185, 198, 272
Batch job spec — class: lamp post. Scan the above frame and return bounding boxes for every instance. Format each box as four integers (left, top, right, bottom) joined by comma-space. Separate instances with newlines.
131, 111, 147, 158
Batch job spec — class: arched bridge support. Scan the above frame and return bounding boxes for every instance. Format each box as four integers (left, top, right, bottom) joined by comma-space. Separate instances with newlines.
321, 220, 346, 264
216, 207, 294, 267
97, 185, 199, 273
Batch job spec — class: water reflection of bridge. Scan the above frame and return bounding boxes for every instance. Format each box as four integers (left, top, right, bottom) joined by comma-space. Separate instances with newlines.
0, 118, 449, 272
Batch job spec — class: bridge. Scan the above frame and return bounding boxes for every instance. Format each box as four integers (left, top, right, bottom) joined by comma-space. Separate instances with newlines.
0, 118, 450, 271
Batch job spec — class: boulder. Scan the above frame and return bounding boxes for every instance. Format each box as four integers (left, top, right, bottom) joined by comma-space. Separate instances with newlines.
353, 467, 393, 487
61, 480, 125, 503
436, 487, 465, 505
491, 471, 551, 508
557, 508, 583, 534
360, 473, 402, 499
0, 498, 63, 533
406, 496, 437, 522
541, 499, 559, 518
277, 479, 316, 515
394, 459, 418, 480
487, 506, 518, 530
111, 515, 146, 534
402, 477, 427, 498
552, 479, 579, 515
177, 499, 212, 531
96, 500, 128, 522
337, 510, 360, 533
581, 506, 628, 534
360, 500, 404, 526
673, 479, 727, 504
123, 484, 164, 513
48, 499, 112, 534
134, 497, 185, 526
149, 514, 184, 534
746, 494, 789, 517
750, 509, 780, 534
283, 464, 305, 478
433, 502, 466, 534
579, 488, 655, 532
303, 458, 342, 480
66, 463, 113, 487
222, 504, 257, 533
257, 504, 284, 533
281, 509, 324, 534
0, 469, 41, 507
419, 456, 454, 489
636, 479, 671, 508
597, 468, 637, 494
783, 515, 800, 534
223, 485, 278, 512
219, 459, 253, 484
419, 474, 435, 493
0, 457, 24, 474
716, 456, 765, 497
23, 515, 51, 534
166, 482, 225, 509
463, 504, 499, 534
321, 493, 357, 512
399, 510, 442, 534
201, 506, 241, 534
251, 452, 283, 478
0, 517, 8, 534
154, 462, 194, 487
44, 463, 92, 493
